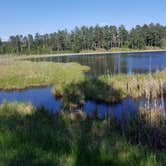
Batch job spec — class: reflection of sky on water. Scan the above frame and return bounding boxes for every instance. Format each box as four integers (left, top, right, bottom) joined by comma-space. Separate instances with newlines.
0, 88, 140, 119
0, 87, 61, 113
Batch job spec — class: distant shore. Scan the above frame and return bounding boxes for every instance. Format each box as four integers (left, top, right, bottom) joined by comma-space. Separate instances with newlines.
1, 48, 166, 59
22, 49, 166, 58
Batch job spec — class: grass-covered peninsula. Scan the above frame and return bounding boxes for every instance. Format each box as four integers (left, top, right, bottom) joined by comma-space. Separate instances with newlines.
0, 59, 89, 90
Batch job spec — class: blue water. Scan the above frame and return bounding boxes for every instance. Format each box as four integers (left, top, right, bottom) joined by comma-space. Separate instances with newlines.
0, 86, 143, 119
0, 87, 61, 112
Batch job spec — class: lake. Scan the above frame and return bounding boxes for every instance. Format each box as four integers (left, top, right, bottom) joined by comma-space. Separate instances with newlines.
1, 51, 166, 117
30, 51, 166, 76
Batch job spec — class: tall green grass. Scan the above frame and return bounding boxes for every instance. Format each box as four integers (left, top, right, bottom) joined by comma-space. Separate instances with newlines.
0, 102, 166, 165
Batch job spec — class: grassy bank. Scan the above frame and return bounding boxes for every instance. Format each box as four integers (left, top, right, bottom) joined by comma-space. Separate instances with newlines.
0, 102, 165, 166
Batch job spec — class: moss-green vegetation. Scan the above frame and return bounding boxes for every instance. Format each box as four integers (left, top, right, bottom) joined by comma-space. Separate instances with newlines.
0, 102, 165, 166
52, 78, 123, 110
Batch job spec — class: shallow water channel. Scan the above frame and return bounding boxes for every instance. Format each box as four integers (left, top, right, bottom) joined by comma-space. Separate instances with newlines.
0, 86, 165, 119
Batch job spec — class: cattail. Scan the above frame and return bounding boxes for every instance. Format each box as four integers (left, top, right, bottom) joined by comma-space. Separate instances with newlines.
160, 79, 165, 114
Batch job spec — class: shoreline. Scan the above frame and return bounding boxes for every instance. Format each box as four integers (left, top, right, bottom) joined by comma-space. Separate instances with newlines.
1, 49, 166, 59
23, 49, 166, 59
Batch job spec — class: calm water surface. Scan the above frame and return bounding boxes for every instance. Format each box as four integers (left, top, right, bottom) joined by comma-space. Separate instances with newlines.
30, 51, 166, 76
0, 86, 165, 119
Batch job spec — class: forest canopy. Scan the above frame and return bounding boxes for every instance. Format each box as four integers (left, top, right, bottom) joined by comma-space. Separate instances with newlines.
1, 23, 166, 54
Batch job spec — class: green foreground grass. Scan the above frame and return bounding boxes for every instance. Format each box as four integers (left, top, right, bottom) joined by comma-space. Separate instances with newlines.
0, 102, 165, 166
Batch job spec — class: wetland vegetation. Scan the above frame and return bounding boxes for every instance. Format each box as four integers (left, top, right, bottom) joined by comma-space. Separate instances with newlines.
0, 59, 89, 90
1, 23, 166, 165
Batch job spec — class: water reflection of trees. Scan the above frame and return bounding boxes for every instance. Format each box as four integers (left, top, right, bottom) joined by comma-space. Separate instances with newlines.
31, 52, 166, 76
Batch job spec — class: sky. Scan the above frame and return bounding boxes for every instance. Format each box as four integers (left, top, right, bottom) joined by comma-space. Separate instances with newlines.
0, 0, 166, 41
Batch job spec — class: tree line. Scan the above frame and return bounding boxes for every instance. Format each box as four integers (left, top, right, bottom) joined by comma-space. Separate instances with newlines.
1, 23, 166, 54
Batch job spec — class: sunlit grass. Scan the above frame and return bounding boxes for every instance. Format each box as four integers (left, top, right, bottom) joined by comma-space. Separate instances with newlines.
100, 70, 166, 99
0, 59, 89, 90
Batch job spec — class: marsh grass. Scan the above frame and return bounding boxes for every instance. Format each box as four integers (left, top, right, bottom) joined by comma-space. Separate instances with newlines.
99, 70, 166, 102
0, 102, 166, 165
52, 70, 166, 110
53, 78, 123, 110
0, 59, 89, 90
120, 99, 166, 150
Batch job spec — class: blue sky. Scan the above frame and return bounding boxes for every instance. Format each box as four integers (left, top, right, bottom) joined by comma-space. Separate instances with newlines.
0, 0, 166, 40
